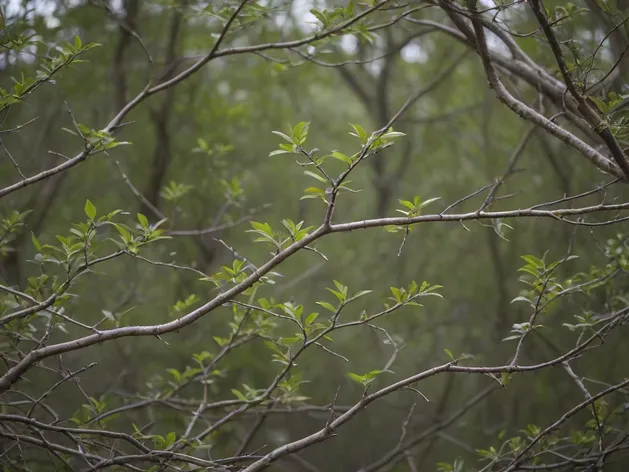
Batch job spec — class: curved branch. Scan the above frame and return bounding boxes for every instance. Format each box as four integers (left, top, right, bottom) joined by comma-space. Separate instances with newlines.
0, 0, 393, 200
465, 0, 623, 178
528, 0, 629, 179
2, 196, 629, 393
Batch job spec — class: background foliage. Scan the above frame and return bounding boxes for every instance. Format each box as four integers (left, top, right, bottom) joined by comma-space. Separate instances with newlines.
1, 0, 629, 471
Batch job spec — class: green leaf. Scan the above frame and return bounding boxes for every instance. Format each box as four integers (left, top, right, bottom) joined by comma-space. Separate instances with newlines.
301, 187, 326, 200
84, 200, 96, 220
310, 9, 328, 25
304, 170, 328, 183
167, 368, 181, 383
137, 213, 149, 229
292, 121, 310, 143
347, 369, 383, 387
399, 199, 415, 210
502, 335, 521, 341
271, 130, 294, 143
347, 372, 366, 384
61, 127, 78, 136
381, 130, 406, 140
521, 255, 544, 268
588, 96, 608, 114
31, 233, 42, 251
518, 266, 539, 277
316, 301, 337, 312
305, 312, 319, 326
112, 223, 132, 244
249, 221, 273, 236
329, 151, 353, 165
333, 280, 347, 295
151, 435, 166, 449
346, 290, 371, 305
418, 197, 441, 209
349, 123, 368, 142
264, 340, 286, 356
269, 149, 292, 157
390, 286, 402, 303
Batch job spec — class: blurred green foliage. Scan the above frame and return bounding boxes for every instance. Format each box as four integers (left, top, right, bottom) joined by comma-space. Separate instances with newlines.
1, 1, 629, 471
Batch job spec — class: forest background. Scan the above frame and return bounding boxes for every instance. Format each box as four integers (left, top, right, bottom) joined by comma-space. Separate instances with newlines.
1, 0, 629, 471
